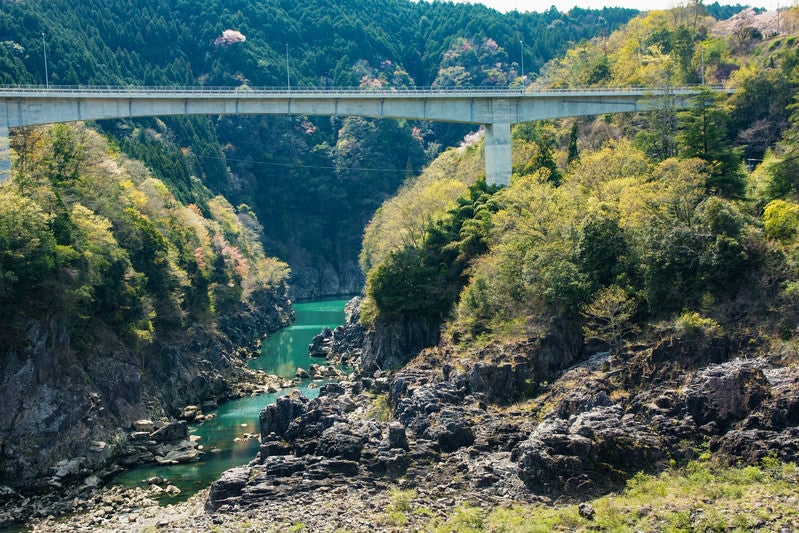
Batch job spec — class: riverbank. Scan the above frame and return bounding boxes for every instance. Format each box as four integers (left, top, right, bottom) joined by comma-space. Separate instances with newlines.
27, 457, 799, 532
0, 300, 348, 531
15, 301, 799, 532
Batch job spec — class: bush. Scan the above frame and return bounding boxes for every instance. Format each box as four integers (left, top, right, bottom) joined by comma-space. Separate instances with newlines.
675, 311, 722, 338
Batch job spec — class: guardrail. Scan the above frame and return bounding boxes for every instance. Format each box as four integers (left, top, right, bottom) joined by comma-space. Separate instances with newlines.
0, 84, 728, 98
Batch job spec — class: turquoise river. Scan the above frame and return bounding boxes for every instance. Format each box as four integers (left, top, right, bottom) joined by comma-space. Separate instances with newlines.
113, 299, 349, 501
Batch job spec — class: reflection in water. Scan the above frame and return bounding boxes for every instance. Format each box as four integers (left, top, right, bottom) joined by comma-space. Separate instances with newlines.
113, 299, 348, 501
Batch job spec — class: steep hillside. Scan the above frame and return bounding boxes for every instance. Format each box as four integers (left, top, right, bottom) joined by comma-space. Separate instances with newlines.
0, 123, 292, 492
0, 0, 637, 298
359, 4, 799, 363
160, 6, 799, 531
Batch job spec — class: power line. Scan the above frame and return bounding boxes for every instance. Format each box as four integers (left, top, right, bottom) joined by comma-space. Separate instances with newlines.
194, 153, 420, 174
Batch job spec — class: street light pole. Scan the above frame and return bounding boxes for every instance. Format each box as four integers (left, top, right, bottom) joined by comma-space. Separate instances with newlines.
520, 40, 525, 89
42, 32, 49, 89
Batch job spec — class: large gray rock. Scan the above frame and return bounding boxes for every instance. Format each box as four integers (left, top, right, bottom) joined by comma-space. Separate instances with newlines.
515, 405, 664, 495
467, 362, 531, 404
206, 466, 252, 511
684, 361, 771, 430
317, 423, 364, 461
150, 421, 188, 443
259, 392, 308, 440
308, 328, 334, 358
388, 422, 409, 451
424, 409, 475, 452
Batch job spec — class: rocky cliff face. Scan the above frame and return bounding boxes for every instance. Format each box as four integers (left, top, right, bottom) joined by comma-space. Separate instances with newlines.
0, 287, 293, 493
206, 328, 799, 517
288, 261, 364, 301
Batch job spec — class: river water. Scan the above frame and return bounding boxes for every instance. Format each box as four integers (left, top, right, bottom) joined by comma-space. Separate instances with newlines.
113, 299, 349, 501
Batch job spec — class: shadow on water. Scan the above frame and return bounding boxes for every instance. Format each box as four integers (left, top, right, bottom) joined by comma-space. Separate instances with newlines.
112, 299, 349, 502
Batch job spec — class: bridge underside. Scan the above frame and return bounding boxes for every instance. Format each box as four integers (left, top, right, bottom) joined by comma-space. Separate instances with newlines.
0, 89, 677, 186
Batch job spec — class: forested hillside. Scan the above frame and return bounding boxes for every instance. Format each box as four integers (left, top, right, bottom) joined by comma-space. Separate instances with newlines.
361, 4, 799, 365
0, 0, 647, 500
0, 0, 638, 87
0, 121, 293, 488
1, 0, 639, 298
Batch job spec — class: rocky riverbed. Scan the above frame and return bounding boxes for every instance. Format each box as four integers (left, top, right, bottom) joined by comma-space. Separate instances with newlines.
11, 306, 799, 531
22, 332, 799, 531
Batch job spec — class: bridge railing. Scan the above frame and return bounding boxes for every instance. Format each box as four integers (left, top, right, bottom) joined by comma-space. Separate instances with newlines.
0, 84, 729, 98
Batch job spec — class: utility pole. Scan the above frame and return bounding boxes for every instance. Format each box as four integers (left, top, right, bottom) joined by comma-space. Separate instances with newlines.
286, 44, 291, 92
42, 32, 49, 89
701, 45, 705, 86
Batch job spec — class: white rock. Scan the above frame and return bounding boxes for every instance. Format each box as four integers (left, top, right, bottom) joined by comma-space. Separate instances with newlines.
133, 419, 155, 432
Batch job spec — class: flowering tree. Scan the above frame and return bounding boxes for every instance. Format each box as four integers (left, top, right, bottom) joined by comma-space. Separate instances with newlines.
214, 29, 246, 48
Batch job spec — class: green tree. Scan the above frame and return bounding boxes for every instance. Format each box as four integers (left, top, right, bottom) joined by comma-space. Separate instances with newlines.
577, 208, 628, 288
764, 199, 799, 242
582, 285, 640, 353
677, 88, 744, 197
0, 189, 57, 316
567, 121, 580, 165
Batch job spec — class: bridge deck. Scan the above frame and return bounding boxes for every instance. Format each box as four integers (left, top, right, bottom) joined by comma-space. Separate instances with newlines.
0, 85, 724, 99
0, 84, 729, 186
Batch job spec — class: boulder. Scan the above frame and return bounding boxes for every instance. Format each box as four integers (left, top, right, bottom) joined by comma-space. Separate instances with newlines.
52, 458, 83, 480
206, 466, 252, 511
133, 420, 155, 433
180, 405, 201, 421
308, 327, 334, 358
150, 421, 188, 443
154, 440, 201, 464
128, 431, 150, 442
317, 423, 364, 461
684, 361, 771, 431
319, 383, 345, 397
0, 485, 18, 502
259, 392, 308, 441
515, 405, 664, 495
467, 362, 531, 404
388, 422, 410, 451
259, 434, 292, 461
310, 458, 360, 477
424, 409, 474, 452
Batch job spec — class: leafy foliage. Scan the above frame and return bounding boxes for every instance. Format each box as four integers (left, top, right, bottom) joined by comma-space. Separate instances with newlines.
0, 124, 289, 346
581, 285, 640, 353
365, 180, 499, 344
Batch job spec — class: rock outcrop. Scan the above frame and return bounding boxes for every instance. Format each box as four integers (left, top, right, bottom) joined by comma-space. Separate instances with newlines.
0, 286, 293, 494
515, 405, 665, 495
308, 297, 366, 366
207, 329, 799, 514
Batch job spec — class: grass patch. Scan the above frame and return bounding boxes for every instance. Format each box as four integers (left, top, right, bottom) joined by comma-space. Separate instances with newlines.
366, 393, 391, 422
420, 457, 799, 532
380, 487, 418, 527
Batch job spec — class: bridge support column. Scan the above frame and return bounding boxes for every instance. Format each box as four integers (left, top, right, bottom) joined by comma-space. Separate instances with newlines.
0, 124, 9, 183
484, 122, 512, 187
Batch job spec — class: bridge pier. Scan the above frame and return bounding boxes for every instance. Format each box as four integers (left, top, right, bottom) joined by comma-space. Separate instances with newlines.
0, 124, 9, 183
484, 122, 511, 187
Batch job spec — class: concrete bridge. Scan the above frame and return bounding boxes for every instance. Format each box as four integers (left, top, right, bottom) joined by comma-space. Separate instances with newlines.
0, 85, 713, 186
